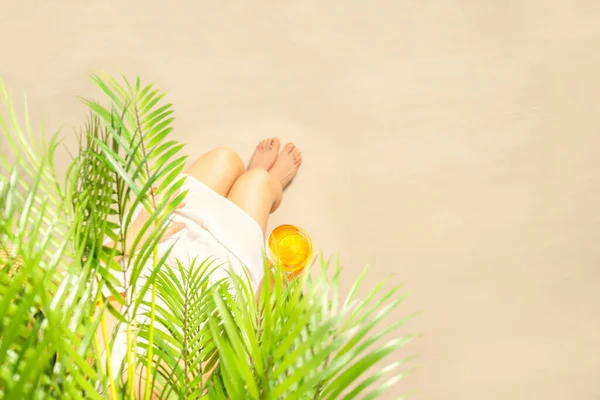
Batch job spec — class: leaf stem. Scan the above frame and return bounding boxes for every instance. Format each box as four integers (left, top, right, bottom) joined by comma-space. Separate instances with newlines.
127, 320, 134, 398
144, 245, 158, 399
95, 283, 118, 400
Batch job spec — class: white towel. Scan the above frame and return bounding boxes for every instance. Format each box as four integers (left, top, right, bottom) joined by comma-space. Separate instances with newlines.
159, 173, 265, 289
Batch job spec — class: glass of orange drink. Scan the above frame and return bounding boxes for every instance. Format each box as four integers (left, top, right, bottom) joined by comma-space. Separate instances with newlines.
267, 224, 312, 274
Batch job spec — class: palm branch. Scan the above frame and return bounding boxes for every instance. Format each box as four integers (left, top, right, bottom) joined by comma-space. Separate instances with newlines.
143, 255, 415, 399
0, 76, 104, 398
0, 72, 414, 399
0, 72, 188, 398
76, 72, 189, 398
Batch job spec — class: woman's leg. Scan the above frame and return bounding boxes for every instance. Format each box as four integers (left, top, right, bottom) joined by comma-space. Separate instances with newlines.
228, 142, 302, 236
184, 146, 246, 197
227, 170, 282, 235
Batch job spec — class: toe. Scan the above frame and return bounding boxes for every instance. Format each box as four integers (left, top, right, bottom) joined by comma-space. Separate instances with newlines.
269, 138, 280, 152
282, 143, 295, 154
272, 137, 281, 151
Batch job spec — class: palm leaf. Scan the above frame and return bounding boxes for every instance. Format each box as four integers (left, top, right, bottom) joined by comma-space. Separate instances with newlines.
1, 72, 414, 399
79, 72, 189, 398
138, 258, 227, 398
197, 259, 413, 399
0, 76, 115, 399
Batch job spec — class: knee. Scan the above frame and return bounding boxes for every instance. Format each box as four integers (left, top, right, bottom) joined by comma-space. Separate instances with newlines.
210, 146, 244, 170
238, 168, 278, 189
190, 146, 244, 173
232, 169, 282, 211
240, 169, 271, 185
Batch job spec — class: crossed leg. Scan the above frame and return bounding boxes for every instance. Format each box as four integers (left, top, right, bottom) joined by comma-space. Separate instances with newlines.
184, 139, 302, 236
184, 146, 246, 197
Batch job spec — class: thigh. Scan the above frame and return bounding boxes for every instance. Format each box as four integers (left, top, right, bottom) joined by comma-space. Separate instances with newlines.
227, 170, 282, 236
185, 147, 245, 197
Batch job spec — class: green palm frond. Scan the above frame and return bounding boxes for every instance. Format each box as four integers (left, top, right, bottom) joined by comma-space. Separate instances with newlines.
0, 81, 68, 258
0, 77, 105, 399
77, 72, 189, 398
0, 72, 414, 399
136, 258, 227, 399
140, 257, 414, 399
0, 72, 190, 398
197, 261, 415, 400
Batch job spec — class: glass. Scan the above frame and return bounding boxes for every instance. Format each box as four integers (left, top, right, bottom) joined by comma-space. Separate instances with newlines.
267, 224, 312, 274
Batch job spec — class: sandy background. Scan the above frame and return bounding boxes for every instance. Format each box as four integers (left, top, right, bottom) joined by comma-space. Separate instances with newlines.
2, 1, 600, 398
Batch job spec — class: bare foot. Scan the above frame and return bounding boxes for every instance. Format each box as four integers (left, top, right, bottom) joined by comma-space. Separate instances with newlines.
269, 143, 302, 190
248, 137, 280, 170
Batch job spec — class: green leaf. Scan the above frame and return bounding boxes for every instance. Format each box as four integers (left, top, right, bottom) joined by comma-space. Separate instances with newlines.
1, 73, 415, 399
322, 337, 408, 399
